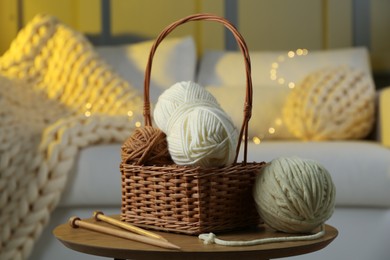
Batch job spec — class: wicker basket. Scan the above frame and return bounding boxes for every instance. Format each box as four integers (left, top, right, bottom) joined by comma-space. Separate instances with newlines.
121, 13, 265, 235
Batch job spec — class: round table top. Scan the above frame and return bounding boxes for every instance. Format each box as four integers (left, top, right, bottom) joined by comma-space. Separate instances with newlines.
53, 215, 338, 260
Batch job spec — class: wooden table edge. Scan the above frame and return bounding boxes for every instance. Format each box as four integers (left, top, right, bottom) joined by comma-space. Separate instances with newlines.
53, 216, 338, 260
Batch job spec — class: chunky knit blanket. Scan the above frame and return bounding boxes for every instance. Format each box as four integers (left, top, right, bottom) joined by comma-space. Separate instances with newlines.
0, 14, 143, 260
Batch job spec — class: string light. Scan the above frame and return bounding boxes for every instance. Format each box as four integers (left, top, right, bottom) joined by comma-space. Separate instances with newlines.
270, 48, 309, 89
85, 102, 92, 117
275, 118, 283, 126
288, 82, 295, 89
253, 136, 261, 145
250, 48, 310, 145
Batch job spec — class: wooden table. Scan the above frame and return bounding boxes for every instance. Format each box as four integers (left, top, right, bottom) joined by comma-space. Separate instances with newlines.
53, 215, 338, 260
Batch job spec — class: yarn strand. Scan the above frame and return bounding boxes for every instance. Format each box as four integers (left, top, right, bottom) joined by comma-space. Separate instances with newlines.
198, 225, 326, 246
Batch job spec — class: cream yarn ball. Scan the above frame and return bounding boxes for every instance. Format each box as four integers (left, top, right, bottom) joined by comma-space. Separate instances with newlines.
154, 81, 219, 133
283, 66, 375, 140
153, 81, 238, 168
253, 157, 336, 233
166, 103, 238, 168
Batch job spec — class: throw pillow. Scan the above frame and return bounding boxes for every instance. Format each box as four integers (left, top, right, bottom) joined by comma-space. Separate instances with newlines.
96, 36, 196, 103
206, 85, 295, 140
197, 47, 372, 88
282, 66, 376, 140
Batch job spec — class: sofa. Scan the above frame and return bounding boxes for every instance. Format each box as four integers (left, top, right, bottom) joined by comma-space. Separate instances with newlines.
27, 35, 390, 260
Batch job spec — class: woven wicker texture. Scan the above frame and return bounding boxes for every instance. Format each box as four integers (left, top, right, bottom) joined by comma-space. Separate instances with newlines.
121, 163, 264, 234
121, 13, 265, 235
283, 66, 375, 140
0, 14, 143, 260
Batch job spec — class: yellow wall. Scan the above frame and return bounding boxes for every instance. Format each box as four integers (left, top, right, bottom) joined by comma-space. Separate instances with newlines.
109, 0, 225, 54
198, 0, 224, 51
327, 0, 352, 48
239, 0, 323, 50
111, 0, 196, 37
75, 0, 101, 34
0, 0, 18, 54
371, 0, 390, 72
22, 0, 100, 33
23, 0, 78, 30
0, 0, 224, 55
0, 0, 389, 73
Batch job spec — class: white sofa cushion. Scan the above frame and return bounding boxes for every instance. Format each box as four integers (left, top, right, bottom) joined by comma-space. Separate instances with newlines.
60, 144, 123, 207
197, 47, 372, 87
242, 141, 390, 208
206, 85, 293, 139
96, 36, 196, 103
197, 47, 373, 141
59, 141, 390, 208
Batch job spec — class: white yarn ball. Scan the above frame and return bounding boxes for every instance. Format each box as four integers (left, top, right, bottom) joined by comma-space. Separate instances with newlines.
166, 102, 239, 168
154, 81, 219, 133
253, 157, 336, 233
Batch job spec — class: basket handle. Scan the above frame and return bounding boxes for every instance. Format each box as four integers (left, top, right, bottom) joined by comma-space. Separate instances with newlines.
144, 13, 253, 164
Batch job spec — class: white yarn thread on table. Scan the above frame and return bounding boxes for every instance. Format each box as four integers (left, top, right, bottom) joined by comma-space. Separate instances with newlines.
253, 157, 336, 233
198, 225, 325, 246
154, 81, 238, 168
154, 81, 219, 133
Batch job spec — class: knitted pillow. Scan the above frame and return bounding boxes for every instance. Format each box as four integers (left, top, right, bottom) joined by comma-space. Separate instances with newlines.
282, 66, 375, 140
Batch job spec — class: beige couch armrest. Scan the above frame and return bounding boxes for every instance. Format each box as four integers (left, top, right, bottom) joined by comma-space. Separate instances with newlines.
379, 86, 390, 147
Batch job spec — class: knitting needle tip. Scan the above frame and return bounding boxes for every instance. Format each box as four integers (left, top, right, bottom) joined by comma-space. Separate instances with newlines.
93, 211, 168, 242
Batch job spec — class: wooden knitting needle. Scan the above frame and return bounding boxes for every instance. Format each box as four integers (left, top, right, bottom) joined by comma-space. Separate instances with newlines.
93, 211, 168, 242
69, 216, 180, 250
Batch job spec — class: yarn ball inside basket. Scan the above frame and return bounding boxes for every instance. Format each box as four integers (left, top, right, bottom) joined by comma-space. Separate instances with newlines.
154, 81, 219, 133
121, 126, 173, 166
166, 101, 239, 168
253, 157, 336, 233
